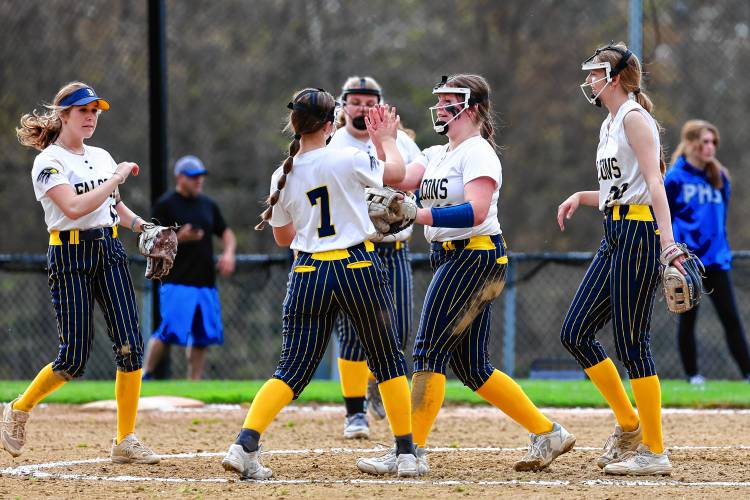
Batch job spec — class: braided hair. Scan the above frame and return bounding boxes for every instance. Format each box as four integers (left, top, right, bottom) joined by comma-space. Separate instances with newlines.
255, 88, 336, 230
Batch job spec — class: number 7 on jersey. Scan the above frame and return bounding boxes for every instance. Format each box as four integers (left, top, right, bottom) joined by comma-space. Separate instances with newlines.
307, 186, 336, 238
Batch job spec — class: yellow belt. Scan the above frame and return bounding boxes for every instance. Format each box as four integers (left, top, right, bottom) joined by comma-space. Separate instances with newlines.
440, 235, 495, 251
310, 240, 375, 261
49, 226, 118, 246
612, 204, 654, 221
440, 235, 509, 264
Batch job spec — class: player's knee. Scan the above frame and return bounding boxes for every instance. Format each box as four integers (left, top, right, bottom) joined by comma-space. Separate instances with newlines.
560, 328, 580, 353
453, 365, 492, 391
115, 340, 144, 370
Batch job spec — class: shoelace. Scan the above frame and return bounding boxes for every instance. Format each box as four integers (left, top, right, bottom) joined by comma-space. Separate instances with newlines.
525, 437, 545, 459
602, 433, 619, 453
126, 439, 154, 457
7, 417, 26, 441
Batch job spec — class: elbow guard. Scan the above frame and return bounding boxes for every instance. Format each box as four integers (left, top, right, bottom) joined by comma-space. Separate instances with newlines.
430, 202, 474, 228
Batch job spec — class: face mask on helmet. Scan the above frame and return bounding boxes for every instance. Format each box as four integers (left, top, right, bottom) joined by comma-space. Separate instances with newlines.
429, 77, 472, 135
351, 116, 367, 130
340, 82, 382, 131
579, 45, 633, 107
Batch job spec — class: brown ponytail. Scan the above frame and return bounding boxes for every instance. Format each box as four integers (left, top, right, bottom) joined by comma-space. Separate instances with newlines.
255, 88, 336, 230
16, 81, 90, 151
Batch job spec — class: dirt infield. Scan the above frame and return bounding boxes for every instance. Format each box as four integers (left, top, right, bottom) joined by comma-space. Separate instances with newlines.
0, 404, 748, 499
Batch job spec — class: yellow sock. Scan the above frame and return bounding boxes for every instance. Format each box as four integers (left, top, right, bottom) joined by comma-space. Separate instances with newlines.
584, 358, 639, 431
116, 369, 142, 444
476, 370, 553, 435
242, 378, 294, 433
411, 371, 446, 447
378, 375, 411, 436
337, 359, 369, 397
14, 364, 66, 412
631, 375, 663, 454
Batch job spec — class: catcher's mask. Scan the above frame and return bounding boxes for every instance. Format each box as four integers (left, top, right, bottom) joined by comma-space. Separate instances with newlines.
340, 78, 383, 130
580, 44, 632, 107
287, 88, 340, 143
429, 76, 484, 135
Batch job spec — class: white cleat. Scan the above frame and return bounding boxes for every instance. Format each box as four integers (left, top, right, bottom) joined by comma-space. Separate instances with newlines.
597, 424, 642, 469
396, 453, 418, 477
513, 422, 576, 472
110, 434, 160, 464
366, 379, 386, 420
1, 398, 29, 458
222, 444, 273, 480
357, 446, 429, 476
343, 412, 370, 439
604, 443, 672, 476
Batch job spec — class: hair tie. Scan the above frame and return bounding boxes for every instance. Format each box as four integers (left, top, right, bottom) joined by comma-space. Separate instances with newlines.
633, 87, 641, 95
294, 133, 301, 140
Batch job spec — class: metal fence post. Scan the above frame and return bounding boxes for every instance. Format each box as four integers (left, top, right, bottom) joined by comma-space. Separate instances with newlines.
502, 257, 517, 377
629, 0, 643, 59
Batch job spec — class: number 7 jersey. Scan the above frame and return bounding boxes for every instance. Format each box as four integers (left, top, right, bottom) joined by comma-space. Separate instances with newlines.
596, 99, 660, 211
268, 147, 384, 252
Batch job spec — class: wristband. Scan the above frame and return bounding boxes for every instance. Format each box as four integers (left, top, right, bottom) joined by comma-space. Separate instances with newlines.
130, 216, 142, 232
430, 202, 474, 228
112, 172, 125, 184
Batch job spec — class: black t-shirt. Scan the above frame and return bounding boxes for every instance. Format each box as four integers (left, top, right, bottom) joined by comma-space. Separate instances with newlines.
152, 191, 228, 287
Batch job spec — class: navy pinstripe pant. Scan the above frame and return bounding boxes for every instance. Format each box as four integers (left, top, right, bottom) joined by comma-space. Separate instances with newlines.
47, 230, 143, 378
273, 243, 407, 397
412, 235, 507, 391
560, 206, 661, 379
335, 243, 413, 361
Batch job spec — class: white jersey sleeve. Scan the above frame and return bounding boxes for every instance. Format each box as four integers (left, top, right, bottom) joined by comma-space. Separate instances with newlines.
31, 155, 69, 201
268, 166, 292, 227
351, 150, 384, 188
462, 140, 501, 188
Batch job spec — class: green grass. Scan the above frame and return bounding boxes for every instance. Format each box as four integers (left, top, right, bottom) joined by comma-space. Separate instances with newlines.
1, 379, 748, 408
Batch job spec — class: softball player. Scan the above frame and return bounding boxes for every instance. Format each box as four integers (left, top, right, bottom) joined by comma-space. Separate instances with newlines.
357, 74, 574, 476
221, 89, 421, 479
557, 43, 687, 475
328, 76, 421, 439
6, 82, 158, 464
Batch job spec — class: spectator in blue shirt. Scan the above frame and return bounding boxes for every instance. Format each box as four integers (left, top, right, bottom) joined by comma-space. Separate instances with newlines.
665, 120, 750, 384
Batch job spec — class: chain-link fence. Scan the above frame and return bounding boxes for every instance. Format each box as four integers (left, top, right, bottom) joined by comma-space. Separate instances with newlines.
3, 252, 750, 381
2, 1, 750, 381
2, 1, 750, 256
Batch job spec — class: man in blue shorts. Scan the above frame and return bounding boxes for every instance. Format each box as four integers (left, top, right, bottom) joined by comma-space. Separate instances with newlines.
142, 155, 236, 379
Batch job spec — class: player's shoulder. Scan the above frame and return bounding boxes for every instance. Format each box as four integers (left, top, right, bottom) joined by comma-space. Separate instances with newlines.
421, 143, 447, 159
34, 144, 63, 163
32, 145, 64, 174
327, 128, 353, 148
461, 136, 499, 160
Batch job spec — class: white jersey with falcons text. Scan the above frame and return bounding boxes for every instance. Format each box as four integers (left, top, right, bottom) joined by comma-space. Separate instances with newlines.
31, 144, 120, 232
596, 98, 659, 211
328, 127, 421, 242
414, 135, 502, 242
268, 147, 385, 253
